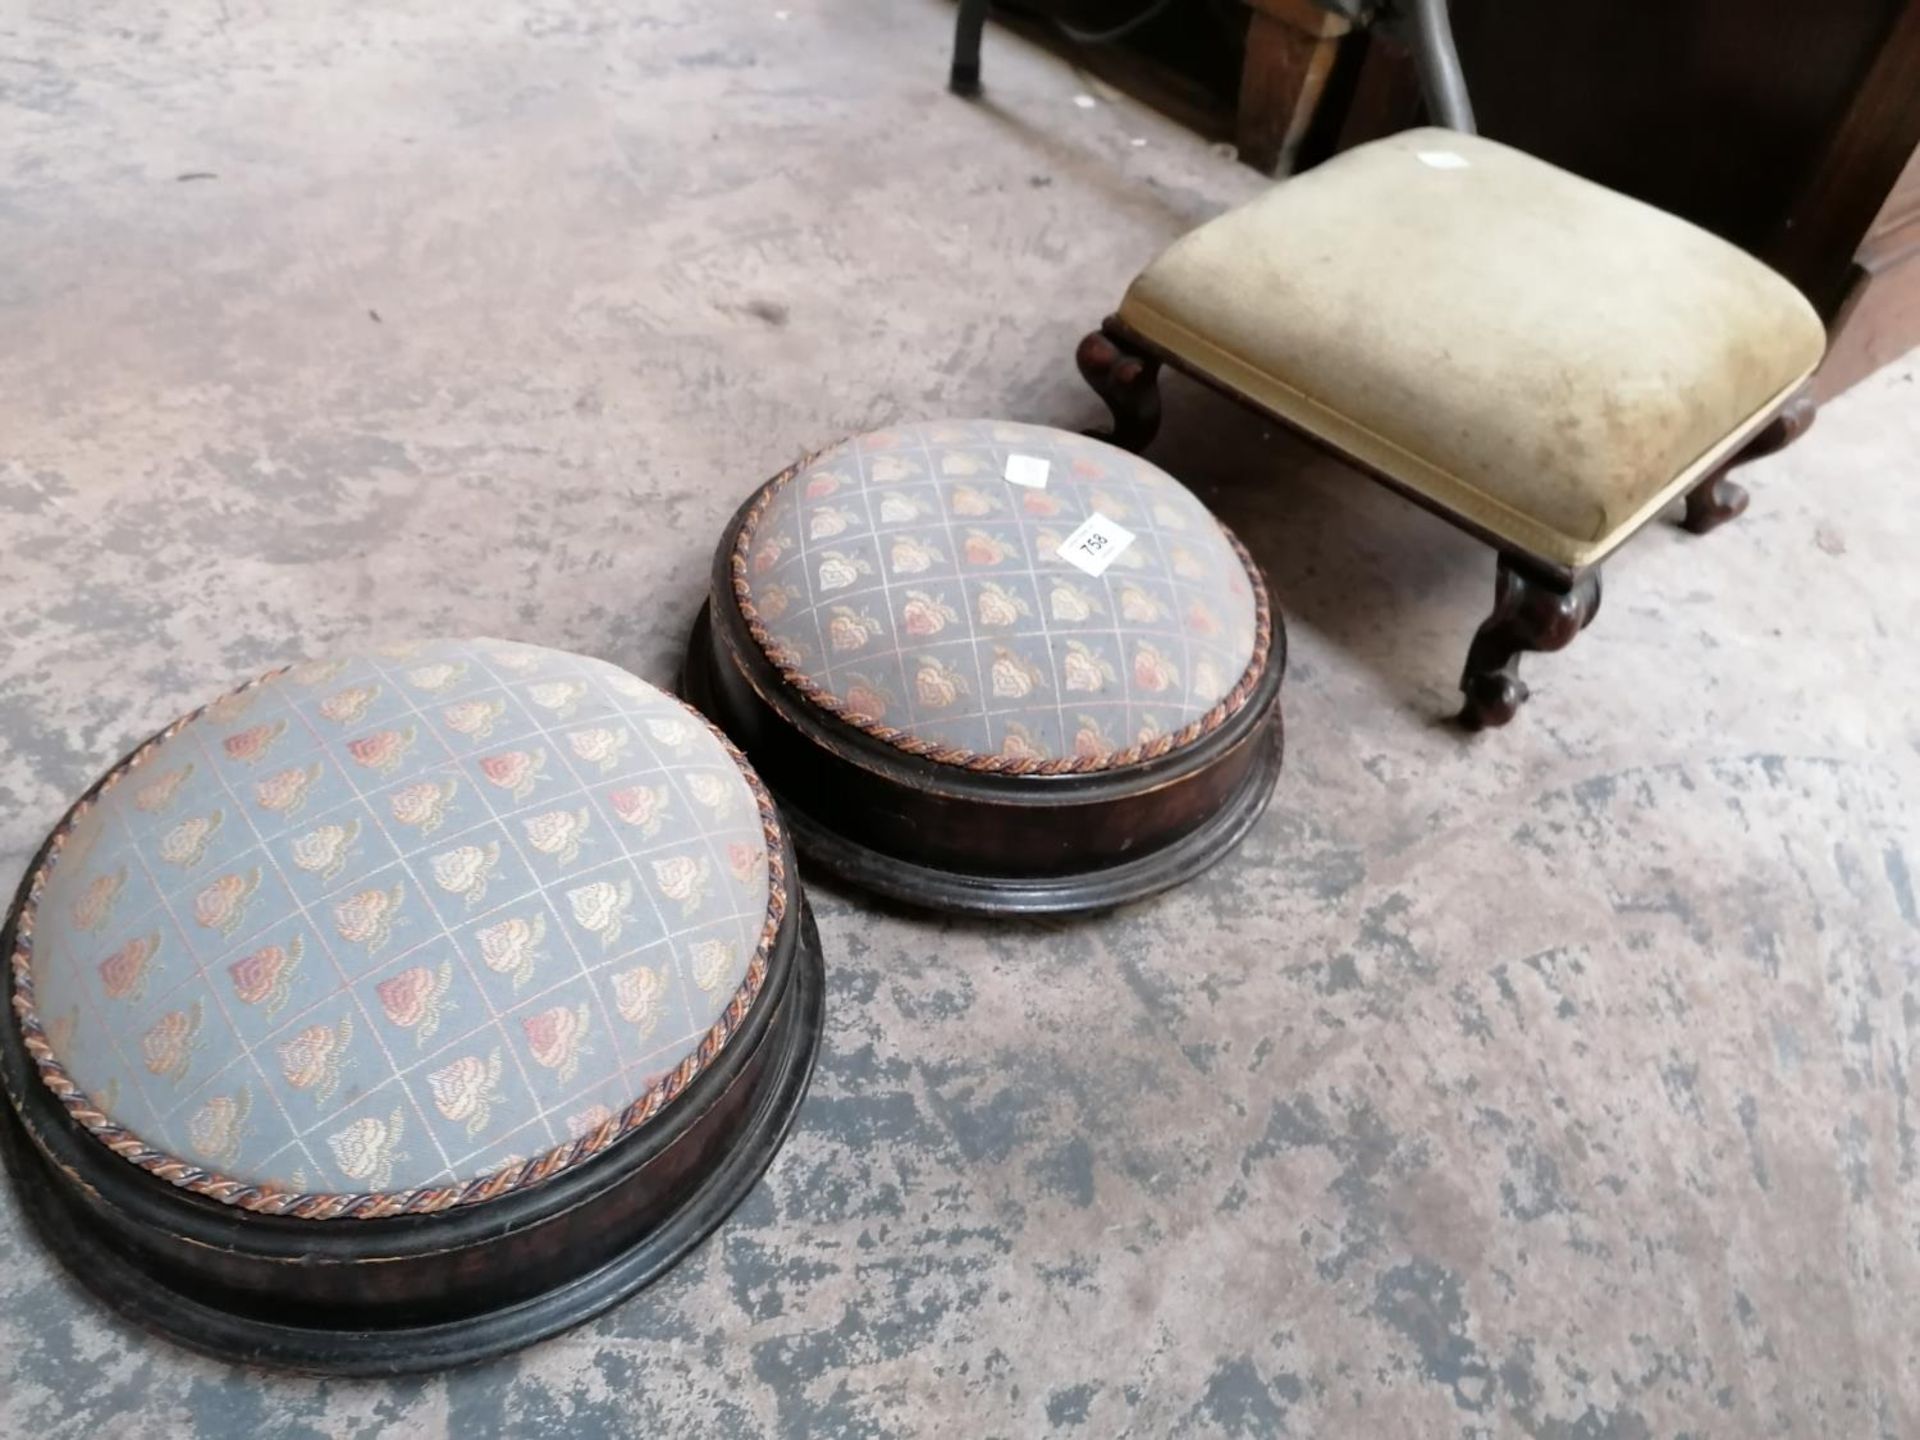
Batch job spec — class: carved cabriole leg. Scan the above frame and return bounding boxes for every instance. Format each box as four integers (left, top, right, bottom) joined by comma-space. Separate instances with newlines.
1682, 384, 1818, 535
1458, 558, 1603, 730
1076, 327, 1163, 453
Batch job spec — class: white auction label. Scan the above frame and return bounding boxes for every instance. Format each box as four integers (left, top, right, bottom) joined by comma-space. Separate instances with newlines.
1003, 453, 1051, 489
1417, 150, 1471, 170
1056, 511, 1135, 577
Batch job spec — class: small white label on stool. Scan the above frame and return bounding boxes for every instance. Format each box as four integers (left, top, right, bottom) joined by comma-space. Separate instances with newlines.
1057, 512, 1135, 577
1004, 454, 1050, 489
1417, 150, 1470, 170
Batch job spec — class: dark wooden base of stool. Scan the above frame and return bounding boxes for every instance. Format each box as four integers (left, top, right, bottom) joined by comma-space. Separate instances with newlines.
682, 601, 1285, 917
2, 904, 825, 1377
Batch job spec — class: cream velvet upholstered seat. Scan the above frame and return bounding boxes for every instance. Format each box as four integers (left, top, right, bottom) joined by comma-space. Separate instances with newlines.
1117, 128, 1827, 570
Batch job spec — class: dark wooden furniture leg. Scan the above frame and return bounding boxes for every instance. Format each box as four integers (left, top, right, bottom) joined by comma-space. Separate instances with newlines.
1682, 385, 1818, 534
1458, 558, 1603, 729
950, 0, 989, 96
1076, 328, 1164, 452
1238, 0, 1354, 174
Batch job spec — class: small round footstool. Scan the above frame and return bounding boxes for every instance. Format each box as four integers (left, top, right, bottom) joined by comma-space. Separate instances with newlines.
0, 638, 823, 1374
684, 419, 1286, 915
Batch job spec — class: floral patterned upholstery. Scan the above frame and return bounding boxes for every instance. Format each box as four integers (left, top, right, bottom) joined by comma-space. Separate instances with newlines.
740, 420, 1261, 764
14, 639, 774, 1199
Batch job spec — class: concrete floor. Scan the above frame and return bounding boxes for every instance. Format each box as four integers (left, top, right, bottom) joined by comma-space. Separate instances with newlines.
4, 1, 1919, 1435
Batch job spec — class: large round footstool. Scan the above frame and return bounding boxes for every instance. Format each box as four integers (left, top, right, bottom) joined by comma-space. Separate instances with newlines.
684, 419, 1286, 915
0, 638, 823, 1373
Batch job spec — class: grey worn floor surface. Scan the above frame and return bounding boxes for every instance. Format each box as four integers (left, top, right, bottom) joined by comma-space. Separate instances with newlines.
4, 2, 1919, 1435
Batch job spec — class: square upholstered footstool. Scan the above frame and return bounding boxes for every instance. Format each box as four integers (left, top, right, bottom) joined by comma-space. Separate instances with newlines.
1076, 126, 1826, 728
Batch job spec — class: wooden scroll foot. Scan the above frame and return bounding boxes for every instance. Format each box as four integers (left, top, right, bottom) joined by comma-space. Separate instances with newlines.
1458, 559, 1603, 730
1076, 328, 1163, 453
1682, 385, 1817, 536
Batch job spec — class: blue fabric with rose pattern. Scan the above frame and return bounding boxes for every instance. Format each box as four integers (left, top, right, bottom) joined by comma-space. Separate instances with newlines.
744, 420, 1259, 763
22, 639, 770, 1194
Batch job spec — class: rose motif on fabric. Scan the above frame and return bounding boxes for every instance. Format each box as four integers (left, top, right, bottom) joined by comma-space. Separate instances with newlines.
567, 725, 632, 774
377, 960, 455, 1044
567, 1103, 614, 1140
253, 762, 323, 816
428, 1049, 504, 1135
815, 550, 871, 594
689, 939, 735, 994
478, 747, 546, 801
141, 1003, 203, 1084
485, 645, 541, 673
72, 868, 126, 933
756, 583, 797, 621
841, 675, 891, 722
974, 581, 1029, 628
808, 506, 859, 541
1185, 599, 1222, 637
442, 697, 507, 741
406, 661, 468, 693
327, 1107, 406, 1188
876, 491, 923, 524
222, 720, 287, 763
726, 841, 763, 888
989, 648, 1046, 700
684, 771, 736, 819
1061, 640, 1117, 695
194, 868, 261, 938
1118, 583, 1162, 624
1089, 488, 1132, 521
750, 534, 792, 575
522, 1003, 591, 1084
608, 784, 669, 835
476, 913, 546, 990
1000, 723, 1047, 760
900, 591, 959, 639
1168, 544, 1204, 581
826, 605, 884, 654
1021, 489, 1064, 518
1049, 581, 1101, 624
279, 1014, 353, 1105
98, 932, 161, 1001
869, 455, 918, 484
913, 658, 969, 710
189, 1089, 251, 1166
612, 965, 666, 1039
567, 879, 635, 949
526, 680, 586, 719
652, 854, 711, 916
804, 469, 848, 499
889, 535, 943, 576
229, 937, 303, 1015
431, 841, 500, 905
1151, 500, 1190, 531
939, 451, 985, 477
948, 483, 1000, 518
334, 883, 405, 954
1073, 715, 1115, 761
346, 726, 417, 775
319, 684, 381, 725
962, 530, 1012, 567
135, 764, 195, 813
158, 810, 224, 868
389, 777, 458, 833
523, 807, 591, 867
1132, 642, 1180, 694
1191, 655, 1224, 701
290, 819, 360, 881
645, 715, 694, 752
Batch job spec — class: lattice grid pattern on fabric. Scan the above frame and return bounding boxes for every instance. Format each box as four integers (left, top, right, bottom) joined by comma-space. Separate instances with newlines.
741, 420, 1259, 764
19, 639, 771, 1195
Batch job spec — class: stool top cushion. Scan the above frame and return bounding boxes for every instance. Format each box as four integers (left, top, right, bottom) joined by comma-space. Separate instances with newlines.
1117, 128, 1827, 569
12, 638, 779, 1213
737, 419, 1265, 768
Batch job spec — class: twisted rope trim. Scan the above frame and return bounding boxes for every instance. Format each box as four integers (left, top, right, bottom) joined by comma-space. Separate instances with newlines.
7, 666, 789, 1220
731, 451, 1275, 776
